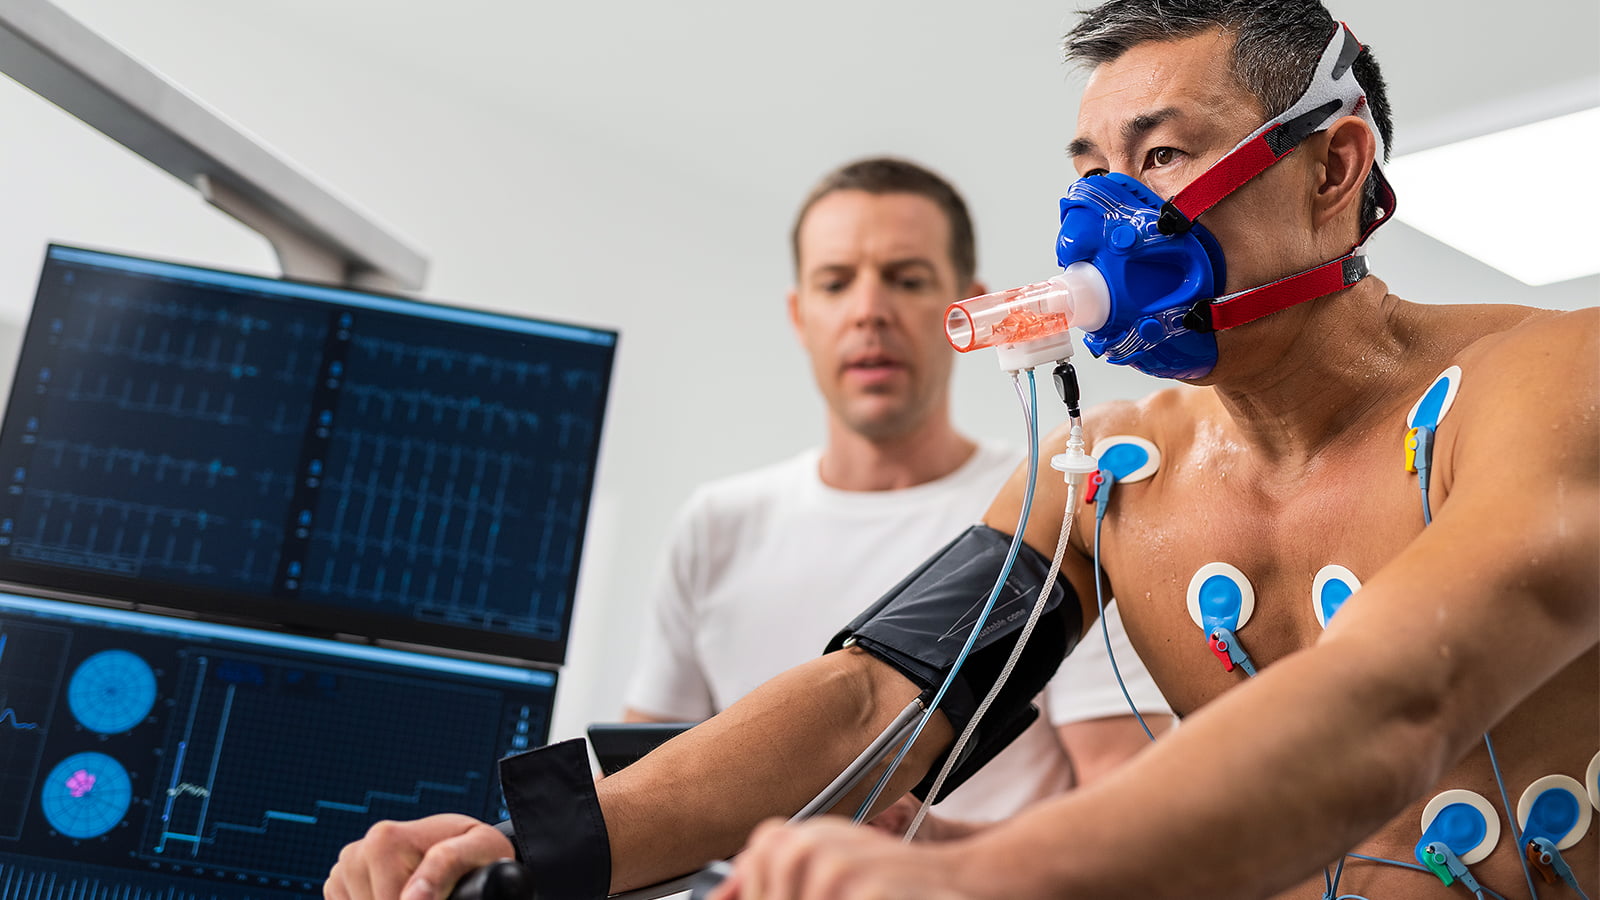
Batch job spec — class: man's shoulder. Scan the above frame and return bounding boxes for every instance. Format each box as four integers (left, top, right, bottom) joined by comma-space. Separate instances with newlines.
965, 440, 1026, 482
1446, 305, 1597, 430
1078, 384, 1211, 448
679, 451, 818, 520
662, 452, 819, 567
1450, 305, 1595, 371
687, 451, 818, 501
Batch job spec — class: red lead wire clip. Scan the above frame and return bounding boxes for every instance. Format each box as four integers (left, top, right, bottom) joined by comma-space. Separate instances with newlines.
1208, 632, 1235, 672
1085, 470, 1106, 503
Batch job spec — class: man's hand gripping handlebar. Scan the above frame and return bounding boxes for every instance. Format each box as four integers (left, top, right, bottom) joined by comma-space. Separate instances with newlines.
325, 814, 517, 900
442, 859, 727, 900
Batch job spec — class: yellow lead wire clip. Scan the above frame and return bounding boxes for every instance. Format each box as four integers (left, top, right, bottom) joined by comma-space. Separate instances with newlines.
1404, 426, 1421, 473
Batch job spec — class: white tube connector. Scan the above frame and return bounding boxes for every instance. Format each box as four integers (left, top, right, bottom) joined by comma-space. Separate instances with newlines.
994, 331, 1074, 374
1051, 423, 1099, 484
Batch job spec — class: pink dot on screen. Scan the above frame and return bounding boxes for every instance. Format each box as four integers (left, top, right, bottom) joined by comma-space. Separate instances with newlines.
66, 769, 96, 798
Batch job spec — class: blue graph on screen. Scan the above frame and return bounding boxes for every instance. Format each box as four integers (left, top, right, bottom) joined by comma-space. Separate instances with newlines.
0, 709, 36, 730
0, 632, 38, 729
141, 650, 509, 882
159, 776, 477, 850
0, 631, 41, 736
40, 752, 132, 839
0, 621, 71, 840
68, 649, 157, 733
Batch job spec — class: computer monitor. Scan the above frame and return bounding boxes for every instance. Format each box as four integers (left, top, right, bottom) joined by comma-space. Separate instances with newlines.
0, 246, 617, 664
0, 592, 556, 899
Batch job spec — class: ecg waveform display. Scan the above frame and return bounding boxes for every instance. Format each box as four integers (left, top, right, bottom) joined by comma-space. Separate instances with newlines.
0, 246, 616, 663
301, 320, 599, 641
0, 594, 555, 899
1, 284, 320, 589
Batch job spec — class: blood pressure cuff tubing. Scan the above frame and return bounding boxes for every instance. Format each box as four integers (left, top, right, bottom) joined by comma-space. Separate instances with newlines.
495, 738, 610, 900
825, 524, 1083, 802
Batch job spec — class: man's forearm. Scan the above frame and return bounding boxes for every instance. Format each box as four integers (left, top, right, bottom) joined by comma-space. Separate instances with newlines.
595, 647, 952, 892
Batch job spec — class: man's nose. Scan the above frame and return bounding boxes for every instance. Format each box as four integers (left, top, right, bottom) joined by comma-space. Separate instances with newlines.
846, 279, 893, 325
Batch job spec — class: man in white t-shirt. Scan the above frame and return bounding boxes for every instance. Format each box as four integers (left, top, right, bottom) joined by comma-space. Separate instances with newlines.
622, 157, 1170, 828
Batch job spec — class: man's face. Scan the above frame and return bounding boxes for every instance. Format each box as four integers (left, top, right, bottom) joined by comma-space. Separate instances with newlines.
1070, 28, 1321, 293
788, 190, 970, 442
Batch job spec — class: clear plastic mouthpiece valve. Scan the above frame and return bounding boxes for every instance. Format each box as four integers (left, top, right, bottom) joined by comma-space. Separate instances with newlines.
945, 262, 1111, 356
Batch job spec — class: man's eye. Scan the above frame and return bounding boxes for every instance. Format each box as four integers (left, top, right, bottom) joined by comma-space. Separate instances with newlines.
1082, 167, 1109, 178
820, 280, 848, 294
1145, 147, 1180, 168
896, 278, 928, 291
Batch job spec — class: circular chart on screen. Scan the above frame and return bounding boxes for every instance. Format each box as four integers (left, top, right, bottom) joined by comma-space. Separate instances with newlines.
68, 649, 156, 733
40, 752, 132, 839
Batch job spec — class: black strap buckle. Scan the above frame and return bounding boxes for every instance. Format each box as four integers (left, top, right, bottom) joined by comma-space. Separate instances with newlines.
1183, 300, 1216, 334
1157, 200, 1193, 235
1341, 253, 1370, 285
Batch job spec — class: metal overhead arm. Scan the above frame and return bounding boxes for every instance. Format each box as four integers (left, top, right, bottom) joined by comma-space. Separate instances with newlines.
0, 0, 427, 291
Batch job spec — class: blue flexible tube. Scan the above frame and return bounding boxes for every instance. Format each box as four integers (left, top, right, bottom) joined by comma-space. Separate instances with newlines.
1093, 505, 1157, 743
1322, 853, 1346, 899
850, 369, 1040, 823
1484, 731, 1541, 900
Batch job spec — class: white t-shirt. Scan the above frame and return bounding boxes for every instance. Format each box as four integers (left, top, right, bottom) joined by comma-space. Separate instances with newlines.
625, 443, 1170, 822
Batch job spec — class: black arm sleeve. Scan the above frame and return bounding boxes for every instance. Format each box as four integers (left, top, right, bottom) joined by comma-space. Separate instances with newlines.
497, 738, 610, 899
824, 524, 1083, 801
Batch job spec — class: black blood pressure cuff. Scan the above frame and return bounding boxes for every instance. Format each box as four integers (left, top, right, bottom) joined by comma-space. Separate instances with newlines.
495, 738, 610, 900
824, 524, 1083, 802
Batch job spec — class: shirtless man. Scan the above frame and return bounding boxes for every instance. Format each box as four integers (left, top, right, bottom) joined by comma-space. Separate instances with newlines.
326, 2, 1597, 898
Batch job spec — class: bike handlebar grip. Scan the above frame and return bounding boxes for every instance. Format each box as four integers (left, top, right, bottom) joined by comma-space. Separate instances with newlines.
687, 861, 732, 900
447, 860, 538, 900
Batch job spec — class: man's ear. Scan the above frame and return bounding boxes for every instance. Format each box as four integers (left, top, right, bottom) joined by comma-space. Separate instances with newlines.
786, 286, 804, 339
962, 279, 989, 301
1313, 115, 1377, 230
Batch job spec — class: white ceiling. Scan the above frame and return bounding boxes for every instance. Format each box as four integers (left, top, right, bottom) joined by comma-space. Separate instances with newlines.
273, 0, 1600, 143
43, 0, 1599, 301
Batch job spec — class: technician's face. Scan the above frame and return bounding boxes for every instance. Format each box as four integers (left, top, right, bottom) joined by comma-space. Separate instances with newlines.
789, 190, 968, 442
1070, 28, 1320, 294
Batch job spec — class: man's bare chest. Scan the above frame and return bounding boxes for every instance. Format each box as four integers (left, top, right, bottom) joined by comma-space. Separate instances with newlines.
1092, 439, 1433, 717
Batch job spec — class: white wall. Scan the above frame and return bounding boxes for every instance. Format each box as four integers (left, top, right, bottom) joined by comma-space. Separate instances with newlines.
1, 0, 1595, 745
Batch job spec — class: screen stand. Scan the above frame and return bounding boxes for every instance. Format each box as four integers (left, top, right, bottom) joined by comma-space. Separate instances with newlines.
195, 174, 402, 292
0, 0, 428, 292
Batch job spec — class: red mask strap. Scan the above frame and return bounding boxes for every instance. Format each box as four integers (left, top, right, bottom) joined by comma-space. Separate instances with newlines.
1169, 21, 1401, 333
1158, 98, 1346, 236
1184, 251, 1370, 333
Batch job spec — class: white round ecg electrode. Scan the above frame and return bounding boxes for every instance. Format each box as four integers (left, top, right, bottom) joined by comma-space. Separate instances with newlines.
1407, 365, 1463, 430
1420, 789, 1500, 865
1312, 565, 1362, 629
1517, 774, 1593, 851
1185, 562, 1254, 633
1587, 751, 1600, 813
1090, 435, 1161, 484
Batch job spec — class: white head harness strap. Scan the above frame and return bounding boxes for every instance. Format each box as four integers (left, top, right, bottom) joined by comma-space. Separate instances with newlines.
1164, 22, 1399, 334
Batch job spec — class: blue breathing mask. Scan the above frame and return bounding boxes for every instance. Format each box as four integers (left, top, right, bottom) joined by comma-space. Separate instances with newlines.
1056, 173, 1227, 381
944, 23, 1393, 380
1047, 21, 1394, 381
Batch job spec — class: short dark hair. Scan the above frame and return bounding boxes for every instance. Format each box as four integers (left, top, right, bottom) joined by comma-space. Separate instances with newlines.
1063, 0, 1393, 229
790, 157, 978, 290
